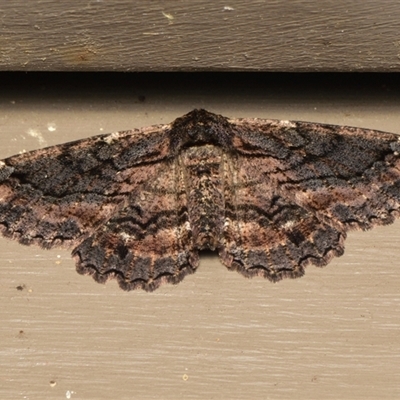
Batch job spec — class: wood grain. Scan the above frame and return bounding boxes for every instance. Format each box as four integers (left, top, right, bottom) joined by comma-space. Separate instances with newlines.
0, 73, 399, 399
1, 0, 400, 72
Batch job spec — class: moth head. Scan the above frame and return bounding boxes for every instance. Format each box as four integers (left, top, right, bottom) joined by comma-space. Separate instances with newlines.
171, 109, 233, 148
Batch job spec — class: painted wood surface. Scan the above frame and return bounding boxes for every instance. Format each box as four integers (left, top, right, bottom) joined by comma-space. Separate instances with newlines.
0, 73, 399, 399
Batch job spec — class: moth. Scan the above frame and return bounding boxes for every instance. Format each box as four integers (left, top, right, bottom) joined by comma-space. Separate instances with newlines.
0, 109, 399, 291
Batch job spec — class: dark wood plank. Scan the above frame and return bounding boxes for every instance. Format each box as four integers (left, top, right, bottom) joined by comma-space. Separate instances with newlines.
1, 1, 400, 71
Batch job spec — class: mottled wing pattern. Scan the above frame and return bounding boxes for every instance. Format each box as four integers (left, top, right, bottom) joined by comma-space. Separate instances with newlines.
0, 124, 197, 291
220, 117, 400, 281
73, 157, 197, 291
1, 109, 400, 291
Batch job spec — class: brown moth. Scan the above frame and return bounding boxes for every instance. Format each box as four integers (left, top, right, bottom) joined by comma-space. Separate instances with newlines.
0, 109, 399, 291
